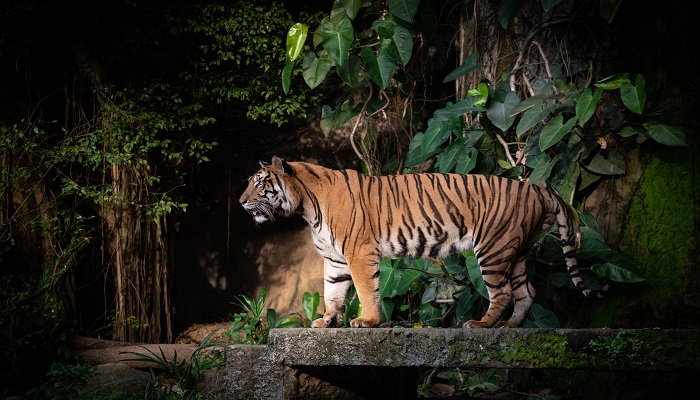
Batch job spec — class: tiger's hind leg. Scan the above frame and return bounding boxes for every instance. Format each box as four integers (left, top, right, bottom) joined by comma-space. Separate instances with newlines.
498, 256, 534, 328
464, 251, 515, 329
312, 258, 353, 328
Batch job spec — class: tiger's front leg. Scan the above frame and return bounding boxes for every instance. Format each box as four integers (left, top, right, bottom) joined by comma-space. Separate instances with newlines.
312, 258, 353, 328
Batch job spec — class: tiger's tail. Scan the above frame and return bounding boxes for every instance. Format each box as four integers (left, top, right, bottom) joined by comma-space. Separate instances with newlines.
550, 192, 606, 299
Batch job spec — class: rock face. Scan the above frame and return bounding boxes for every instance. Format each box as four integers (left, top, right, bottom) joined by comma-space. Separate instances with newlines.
246, 226, 324, 317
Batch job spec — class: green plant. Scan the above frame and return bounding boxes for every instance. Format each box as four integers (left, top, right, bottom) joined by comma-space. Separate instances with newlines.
120, 330, 225, 399
224, 288, 302, 344
280, 0, 687, 328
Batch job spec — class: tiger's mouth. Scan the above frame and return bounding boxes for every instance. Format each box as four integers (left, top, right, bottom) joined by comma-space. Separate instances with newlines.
243, 203, 273, 224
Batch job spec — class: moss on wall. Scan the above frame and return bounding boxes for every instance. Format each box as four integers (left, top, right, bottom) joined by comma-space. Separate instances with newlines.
618, 141, 700, 327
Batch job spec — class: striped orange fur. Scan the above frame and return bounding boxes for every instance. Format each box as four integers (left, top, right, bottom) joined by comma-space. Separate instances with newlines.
240, 156, 596, 328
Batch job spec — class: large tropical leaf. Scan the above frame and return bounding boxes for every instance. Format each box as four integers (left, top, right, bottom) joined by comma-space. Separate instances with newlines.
387, 0, 419, 23
592, 250, 645, 282
302, 51, 331, 89
539, 115, 576, 151
643, 121, 687, 146
443, 51, 482, 83
486, 91, 520, 131
281, 58, 293, 94
373, 20, 413, 65
620, 74, 646, 114
523, 304, 561, 328
516, 102, 556, 137
464, 253, 488, 299
585, 150, 625, 175
321, 17, 354, 66
575, 88, 602, 126
286, 23, 308, 61
361, 46, 395, 89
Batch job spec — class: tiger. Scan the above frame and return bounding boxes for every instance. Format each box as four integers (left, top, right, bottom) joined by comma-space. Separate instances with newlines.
239, 156, 598, 329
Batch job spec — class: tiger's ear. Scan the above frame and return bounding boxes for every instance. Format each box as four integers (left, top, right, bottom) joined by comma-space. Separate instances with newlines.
271, 156, 294, 175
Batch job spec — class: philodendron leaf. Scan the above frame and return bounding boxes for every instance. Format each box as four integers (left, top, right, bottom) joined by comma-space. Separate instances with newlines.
539, 115, 576, 151
286, 23, 308, 61
576, 88, 602, 126
643, 121, 687, 146
361, 46, 396, 89
595, 73, 630, 90
302, 52, 331, 89
592, 250, 645, 282
443, 51, 482, 83
321, 17, 354, 66
282, 58, 293, 94
585, 149, 625, 175
387, 0, 419, 22
486, 91, 520, 131
620, 74, 646, 114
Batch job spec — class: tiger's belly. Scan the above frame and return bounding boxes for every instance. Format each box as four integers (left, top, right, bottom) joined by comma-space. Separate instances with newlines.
378, 226, 474, 259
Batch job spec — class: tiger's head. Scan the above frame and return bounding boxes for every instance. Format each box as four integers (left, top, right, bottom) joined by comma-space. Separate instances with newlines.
239, 156, 300, 224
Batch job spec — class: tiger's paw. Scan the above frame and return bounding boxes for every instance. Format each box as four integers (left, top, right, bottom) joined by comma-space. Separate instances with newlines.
495, 321, 517, 328
463, 319, 492, 329
349, 317, 379, 328
311, 312, 342, 328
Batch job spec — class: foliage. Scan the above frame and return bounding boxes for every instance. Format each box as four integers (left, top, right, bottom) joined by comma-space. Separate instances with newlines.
120, 331, 225, 399
281, 0, 687, 327
223, 288, 302, 344
176, 0, 322, 126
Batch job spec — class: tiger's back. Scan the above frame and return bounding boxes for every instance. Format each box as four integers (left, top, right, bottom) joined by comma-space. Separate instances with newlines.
240, 156, 592, 329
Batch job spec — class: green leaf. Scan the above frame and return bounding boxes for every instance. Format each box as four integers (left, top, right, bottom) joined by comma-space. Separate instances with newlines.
286, 23, 308, 61
455, 148, 478, 174
373, 20, 413, 65
321, 17, 354, 66
336, 55, 365, 90
281, 58, 293, 94
523, 304, 560, 328
433, 96, 486, 121
381, 299, 395, 323
438, 138, 467, 172
575, 88, 602, 126
455, 289, 479, 320
516, 102, 556, 137
334, 99, 361, 128
585, 150, 625, 175
302, 291, 321, 323
443, 52, 482, 83
387, 0, 419, 22
539, 115, 576, 151
529, 154, 562, 185
405, 132, 427, 167
486, 91, 520, 131
595, 73, 630, 90
578, 167, 600, 191
643, 121, 687, 146
592, 250, 645, 282
343, 0, 361, 19
361, 46, 396, 89
302, 52, 331, 89
541, 0, 563, 12
464, 253, 488, 299
380, 259, 396, 299
395, 262, 422, 296
620, 74, 646, 114
420, 120, 449, 155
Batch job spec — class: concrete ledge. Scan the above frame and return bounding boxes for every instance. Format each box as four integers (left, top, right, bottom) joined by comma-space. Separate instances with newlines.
223, 328, 700, 399
269, 328, 700, 370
